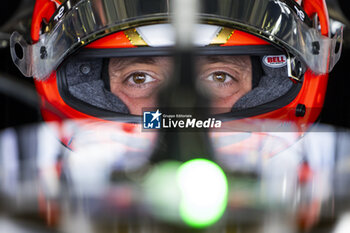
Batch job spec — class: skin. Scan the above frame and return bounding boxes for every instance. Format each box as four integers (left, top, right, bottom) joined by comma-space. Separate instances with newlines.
109, 56, 252, 115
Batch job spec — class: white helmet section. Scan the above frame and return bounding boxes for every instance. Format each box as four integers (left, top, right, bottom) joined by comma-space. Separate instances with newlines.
136, 24, 222, 47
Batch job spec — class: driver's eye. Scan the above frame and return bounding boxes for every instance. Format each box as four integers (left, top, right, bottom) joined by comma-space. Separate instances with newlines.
206, 72, 234, 84
132, 73, 147, 84
213, 72, 227, 82
125, 72, 156, 85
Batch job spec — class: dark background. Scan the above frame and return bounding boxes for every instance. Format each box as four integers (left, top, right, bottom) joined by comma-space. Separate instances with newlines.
0, 0, 350, 129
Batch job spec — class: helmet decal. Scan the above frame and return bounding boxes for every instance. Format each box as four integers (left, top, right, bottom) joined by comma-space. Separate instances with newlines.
124, 28, 148, 47
210, 27, 234, 45
262, 55, 287, 68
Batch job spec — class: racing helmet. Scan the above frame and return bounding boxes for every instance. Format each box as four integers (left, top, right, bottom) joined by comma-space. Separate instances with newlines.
10, 0, 342, 146
8, 0, 343, 228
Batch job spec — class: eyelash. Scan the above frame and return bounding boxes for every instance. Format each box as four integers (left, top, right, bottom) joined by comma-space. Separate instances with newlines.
205, 71, 237, 87
122, 71, 236, 89
124, 72, 157, 88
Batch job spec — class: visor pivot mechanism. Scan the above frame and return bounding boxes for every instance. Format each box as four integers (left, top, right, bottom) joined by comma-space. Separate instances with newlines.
287, 55, 304, 82
295, 104, 306, 117
40, 46, 48, 59
311, 41, 320, 55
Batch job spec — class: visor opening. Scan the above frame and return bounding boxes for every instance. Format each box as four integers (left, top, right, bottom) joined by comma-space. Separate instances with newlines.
14, 43, 23, 60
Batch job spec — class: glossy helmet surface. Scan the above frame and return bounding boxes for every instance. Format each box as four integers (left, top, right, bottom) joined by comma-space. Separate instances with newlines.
10, 0, 342, 147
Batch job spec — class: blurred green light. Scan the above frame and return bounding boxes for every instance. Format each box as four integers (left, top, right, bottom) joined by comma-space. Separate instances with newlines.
177, 159, 228, 228
143, 161, 182, 223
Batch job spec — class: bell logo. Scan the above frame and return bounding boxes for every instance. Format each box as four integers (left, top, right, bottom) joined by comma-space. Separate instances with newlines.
263, 55, 287, 68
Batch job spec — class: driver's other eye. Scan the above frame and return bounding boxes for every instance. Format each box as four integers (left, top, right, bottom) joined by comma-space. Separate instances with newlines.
126, 72, 156, 85
208, 72, 233, 83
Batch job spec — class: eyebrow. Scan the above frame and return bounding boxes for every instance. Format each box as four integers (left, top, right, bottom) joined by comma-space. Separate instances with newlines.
198, 56, 248, 67
109, 57, 163, 71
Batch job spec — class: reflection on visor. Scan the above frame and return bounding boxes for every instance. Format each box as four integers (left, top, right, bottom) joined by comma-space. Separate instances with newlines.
10, 0, 342, 79
57, 50, 296, 117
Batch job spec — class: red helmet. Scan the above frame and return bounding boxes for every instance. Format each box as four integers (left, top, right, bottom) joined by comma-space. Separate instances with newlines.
10, 0, 342, 149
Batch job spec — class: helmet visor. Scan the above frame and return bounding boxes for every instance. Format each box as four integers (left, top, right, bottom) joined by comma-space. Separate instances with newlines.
11, 0, 342, 80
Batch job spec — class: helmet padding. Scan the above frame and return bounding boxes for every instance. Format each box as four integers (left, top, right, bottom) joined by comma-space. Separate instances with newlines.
62, 57, 129, 114
233, 59, 293, 110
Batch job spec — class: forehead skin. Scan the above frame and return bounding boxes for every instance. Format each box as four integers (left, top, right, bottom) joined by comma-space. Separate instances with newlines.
198, 55, 249, 67
109, 56, 250, 78
197, 55, 251, 74
109, 57, 172, 77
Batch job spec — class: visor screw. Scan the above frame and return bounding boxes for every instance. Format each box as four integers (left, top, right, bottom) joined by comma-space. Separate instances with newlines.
311, 41, 320, 55
40, 46, 48, 59
292, 61, 303, 78
295, 104, 306, 117
80, 64, 91, 75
